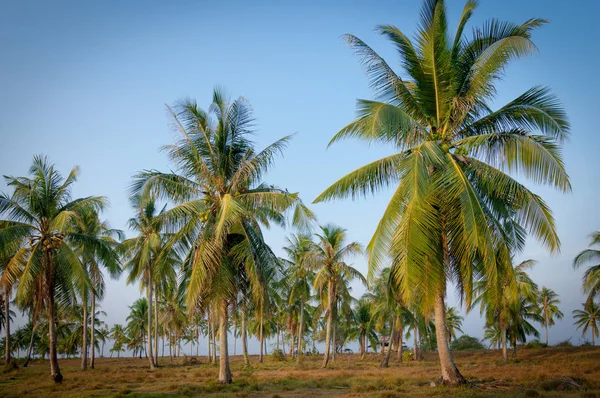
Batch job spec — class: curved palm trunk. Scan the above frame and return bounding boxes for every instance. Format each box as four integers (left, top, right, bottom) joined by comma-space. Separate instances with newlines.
297, 301, 304, 363
321, 279, 333, 368
332, 306, 337, 362
241, 308, 249, 366
4, 291, 11, 366
81, 297, 88, 370
218, 299, 232, 384
147, 282, 155, 369
380, 317, 396, 368
48, 282, 63, 383
24, 317, 37, 367
359, 332, 365, 359
434, 294, 465, 385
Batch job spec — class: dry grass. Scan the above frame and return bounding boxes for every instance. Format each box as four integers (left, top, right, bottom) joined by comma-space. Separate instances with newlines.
0, 346, 599, 397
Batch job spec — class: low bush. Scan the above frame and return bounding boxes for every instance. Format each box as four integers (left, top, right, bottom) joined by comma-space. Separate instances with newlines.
450, 335, 484, 351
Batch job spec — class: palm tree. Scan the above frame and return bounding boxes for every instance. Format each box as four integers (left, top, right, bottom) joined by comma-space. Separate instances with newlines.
121, 197, 176, 369
539, 287, 563, 346
0, 290, 16, 365
445, 307, 463, 346
96, 326, 110, 358
74, 210, 122, 369
315, 0, 569, 384
476, 258, 538, 360
349, 297, 376, 359
131, 88, 314, 383
283, 234, 315, 363
110, 324, 126, 358
573, 301, 600, 346
573, 232, 600, 305
126, 298, 148, 358
0, 156, 109, 382
312, 224, 364, 368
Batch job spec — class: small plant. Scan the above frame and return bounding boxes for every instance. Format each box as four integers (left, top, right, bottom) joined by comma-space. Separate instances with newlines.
525, 340, 548, 349
270, 348, 286, 362
402, 351, 413, 362
554, 339, 573, 347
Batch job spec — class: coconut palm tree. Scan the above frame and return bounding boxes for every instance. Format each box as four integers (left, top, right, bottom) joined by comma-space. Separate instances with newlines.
73, 210, 122, 369
110, 324, 126, 358
121, 197, 178, 369
131, 88, 314, 383
445, 307, 463, 346
126, 298, 148, 358
348, 297, 377, 359
315, 0, 569, 383
573, 301, 600, 346
539, 287, 563, 346
312, 224, 364, 368
0, 156, 109, 382
283, 234, 315, 362
573, 232, 600, 305
0, 290, 16, 365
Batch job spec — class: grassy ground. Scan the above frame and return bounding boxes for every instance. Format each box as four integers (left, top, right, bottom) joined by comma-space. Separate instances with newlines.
1, 346, 599, 397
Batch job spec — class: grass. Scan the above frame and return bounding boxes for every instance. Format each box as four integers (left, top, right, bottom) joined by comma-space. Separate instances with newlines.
0, 346, 599, 397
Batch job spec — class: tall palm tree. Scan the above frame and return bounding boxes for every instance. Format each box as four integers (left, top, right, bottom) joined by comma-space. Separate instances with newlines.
74, 210, 122, 369
131, 88, 314, 383
0, 156, 108, 382
312, 224, 364, 368
476, 258, 538, 360
573, 232, 600, 305
314, 0, 569, 384
283, 233, 315, 363
109, 324, 126, 358
573, 301, 600, 346
121, 197, 176, 369
0, 289, 16, 365
539, 287, 563, 346
126, 298, 148, 358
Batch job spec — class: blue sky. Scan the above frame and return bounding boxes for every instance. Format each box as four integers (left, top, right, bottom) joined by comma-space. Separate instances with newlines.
1, 0, 599, 352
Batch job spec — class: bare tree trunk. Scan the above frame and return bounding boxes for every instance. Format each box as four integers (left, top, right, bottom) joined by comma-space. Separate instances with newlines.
241, 308, 249, 366
147, 282, 155, 369
322, 279, 334, 368
24, 317, 37, 367
297, 300, 304, 363
434, 294, 465, 385
91, 293, 96, 368
48, 282, 63, 382
81, 296, 88, 370
218, 299, 232, 384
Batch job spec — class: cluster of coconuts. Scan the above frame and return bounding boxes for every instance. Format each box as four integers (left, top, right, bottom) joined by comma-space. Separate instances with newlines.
42, 234, 64, 252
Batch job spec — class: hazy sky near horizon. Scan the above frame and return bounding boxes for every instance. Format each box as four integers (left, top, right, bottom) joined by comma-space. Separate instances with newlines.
1, 0, 599, 353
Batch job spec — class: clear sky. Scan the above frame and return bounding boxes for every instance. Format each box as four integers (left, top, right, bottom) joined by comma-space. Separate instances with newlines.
1, 0, 599, 353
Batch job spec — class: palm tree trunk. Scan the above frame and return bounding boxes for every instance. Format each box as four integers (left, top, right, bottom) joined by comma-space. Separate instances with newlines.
434, 293, 465, 385
24, 317, 37, 367
288, 322, 294, 357
233, 316, 237, 356
321, 279, 334, 368
258, 316, 264, 363
241, 308, 249, 366
297, 300, 304, 362
545, 319, 549, 346
206, 323, 211, 362
48, 280, 63, 383
81, 296, 88, 370
359, 332, 365, 359
91, 292, 96, 368
218, 299, 232, 384
154, 291, 159, 365
501, 326, 508, 361
397, 321, 404, 362
332, 304, 337, 362
211, 321, 216, 364
413, 328, 418, 360
380, 321, 395, 368
147, 283, 155, 369
4, 291, 11, 366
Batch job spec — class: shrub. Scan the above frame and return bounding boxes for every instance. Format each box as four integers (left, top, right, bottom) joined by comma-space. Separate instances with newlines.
402, 351, 413, 362
450, 335, 484, 351
555, 339, 573, 347
525, 340, 548, 349
270, 348, 286, 361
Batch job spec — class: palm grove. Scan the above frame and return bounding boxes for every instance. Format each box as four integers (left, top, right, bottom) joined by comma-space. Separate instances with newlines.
0, 0, 597, 387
